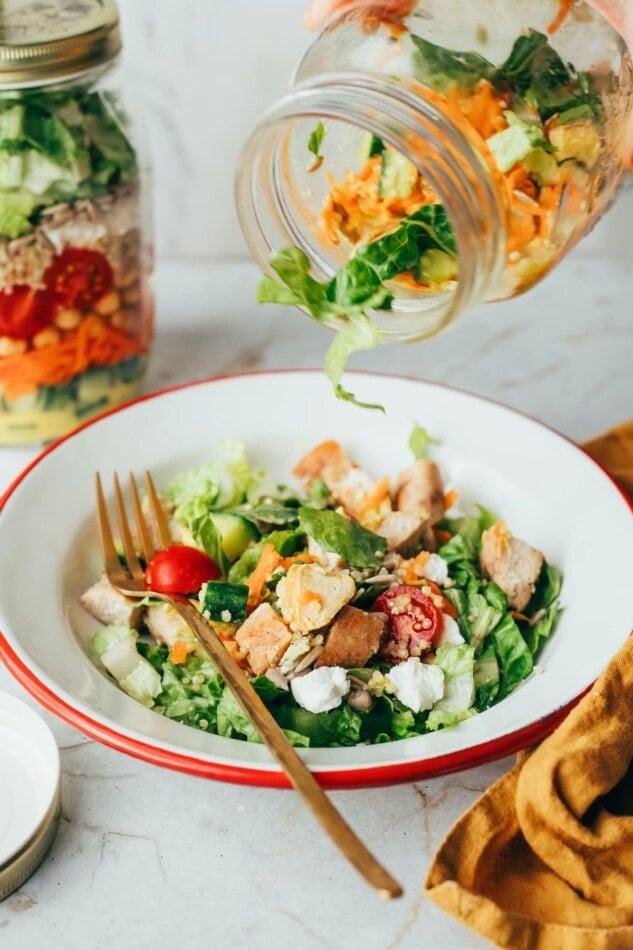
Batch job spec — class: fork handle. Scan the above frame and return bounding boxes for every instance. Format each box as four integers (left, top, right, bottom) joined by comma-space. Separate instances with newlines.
171, 601, 403, 899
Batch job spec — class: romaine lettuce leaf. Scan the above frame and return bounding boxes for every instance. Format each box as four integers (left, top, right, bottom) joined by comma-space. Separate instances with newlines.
298, 506, 387, 570
490, 614, 533, 698
427, 643, 476, 730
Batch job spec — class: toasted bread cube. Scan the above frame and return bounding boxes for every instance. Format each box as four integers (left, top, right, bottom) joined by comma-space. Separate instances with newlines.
276, 563, 356, 633
315, 605, 386, 669
480, 521, 544, 612
80, 574, 144, 627
394, 459, 445, 526
235, 603, 293, 675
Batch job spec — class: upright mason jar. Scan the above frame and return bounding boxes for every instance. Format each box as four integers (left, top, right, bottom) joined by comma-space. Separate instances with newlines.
237, 0, 632, 347
0, 0, 153, 445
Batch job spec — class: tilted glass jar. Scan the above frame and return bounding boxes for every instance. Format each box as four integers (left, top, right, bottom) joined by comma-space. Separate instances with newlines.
236, 0, 632, 347
0, 0, 153, 444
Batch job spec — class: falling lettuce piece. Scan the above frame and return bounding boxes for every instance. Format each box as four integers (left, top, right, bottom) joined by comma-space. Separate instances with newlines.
324, 312, 385, 411
408, 422, 438, 460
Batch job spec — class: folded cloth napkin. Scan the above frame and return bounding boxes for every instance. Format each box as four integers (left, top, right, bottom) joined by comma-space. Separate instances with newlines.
424, 421, 633, 950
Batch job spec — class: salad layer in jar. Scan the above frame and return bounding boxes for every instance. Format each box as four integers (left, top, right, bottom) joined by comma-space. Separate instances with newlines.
0, 84, 152, 444
80, 433, 562, 749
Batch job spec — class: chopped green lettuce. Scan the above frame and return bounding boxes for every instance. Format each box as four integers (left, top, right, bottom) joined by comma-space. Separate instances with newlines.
487, 111, 551, 173
298, 506, 387, 570
427, 643, 476, 730
408, 422, 438, 460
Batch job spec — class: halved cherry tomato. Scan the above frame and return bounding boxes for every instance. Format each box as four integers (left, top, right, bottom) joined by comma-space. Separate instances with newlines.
145, 545, 221, 595
0, 285, 56, 340
44, 247, 114, 309
371, 585, 442, 660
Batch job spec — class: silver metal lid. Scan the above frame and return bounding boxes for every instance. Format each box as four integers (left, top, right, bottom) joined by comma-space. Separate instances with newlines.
0, 0, 121, 87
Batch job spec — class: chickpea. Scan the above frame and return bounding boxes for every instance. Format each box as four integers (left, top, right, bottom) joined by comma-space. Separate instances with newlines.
32, 327, 61, 348
94, 290, 120, 316
54, 306, 81, 330
0, 336, 27, 357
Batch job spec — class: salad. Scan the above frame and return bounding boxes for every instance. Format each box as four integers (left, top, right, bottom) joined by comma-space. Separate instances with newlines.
0, 84, 151, 443
258, 27, 617, 407
81, 431, 562, 749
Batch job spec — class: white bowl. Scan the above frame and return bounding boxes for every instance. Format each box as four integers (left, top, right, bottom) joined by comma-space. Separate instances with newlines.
0, 370, 630, 788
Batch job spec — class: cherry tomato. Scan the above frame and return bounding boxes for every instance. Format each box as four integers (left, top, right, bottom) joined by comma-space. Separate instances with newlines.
44, 247, 114, 309
145, 545, 221, 595
371, 585, 442, 661
0, 285, 56, 340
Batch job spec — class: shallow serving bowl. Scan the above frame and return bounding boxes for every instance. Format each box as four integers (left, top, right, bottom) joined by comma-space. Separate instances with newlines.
0, 370, 630, 789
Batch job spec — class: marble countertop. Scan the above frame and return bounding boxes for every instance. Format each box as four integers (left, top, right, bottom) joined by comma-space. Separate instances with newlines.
0, 256, 631, 949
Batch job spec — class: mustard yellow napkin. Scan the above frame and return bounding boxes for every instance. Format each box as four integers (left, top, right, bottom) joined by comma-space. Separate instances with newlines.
424, 421, 633, 950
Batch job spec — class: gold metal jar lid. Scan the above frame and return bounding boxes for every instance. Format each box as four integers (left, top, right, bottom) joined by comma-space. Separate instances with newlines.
0, 692, 62, 902
0, 0, 121, 88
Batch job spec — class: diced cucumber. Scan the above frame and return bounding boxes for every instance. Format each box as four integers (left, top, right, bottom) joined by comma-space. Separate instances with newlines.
208, 512, 258, 563
521, 148, 560, 185
202, 581, 249, 623
415, 248, 458, 285
378, 147, 418, 199
359, 131, 385, 162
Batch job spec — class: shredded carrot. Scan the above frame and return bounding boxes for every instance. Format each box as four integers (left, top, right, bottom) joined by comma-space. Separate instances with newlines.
0, 313, 145, 402
402, 550, 430, 584
169, 640, 190, 665
443, 488, 459, 510
453, 80, 509, 140
279, 553, 318, 570
246, 542, 282, 608
547, 0, 573, 34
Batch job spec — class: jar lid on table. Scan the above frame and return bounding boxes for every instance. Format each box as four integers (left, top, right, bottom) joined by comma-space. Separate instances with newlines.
0, 0, 121, 87
0, 691, 61, 901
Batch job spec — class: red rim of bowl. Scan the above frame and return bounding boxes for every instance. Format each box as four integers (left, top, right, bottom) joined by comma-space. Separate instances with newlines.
0, 369, 629, 790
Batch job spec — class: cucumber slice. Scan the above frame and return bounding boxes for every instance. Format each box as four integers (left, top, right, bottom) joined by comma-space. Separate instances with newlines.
202, 581, 249, 623
415, 248, 458, 285
359, 131, 385, 162
208, 512, 258, 563
378, 148, 418, 199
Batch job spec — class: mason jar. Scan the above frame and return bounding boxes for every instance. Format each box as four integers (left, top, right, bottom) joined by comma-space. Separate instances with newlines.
236, 0, 632, 346
0, 0, 153, 445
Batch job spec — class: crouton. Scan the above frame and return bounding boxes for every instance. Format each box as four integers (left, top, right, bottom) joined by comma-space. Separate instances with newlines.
293, 440, 378, 519
315, 606, 386, 669
145, 602, 192, 648
375, 511, 430, 557
276, 562, 356, 633
80, 573, 144, 627
235, 603, 292, 675
480, 521, 544, 612
393, 459, 445, 525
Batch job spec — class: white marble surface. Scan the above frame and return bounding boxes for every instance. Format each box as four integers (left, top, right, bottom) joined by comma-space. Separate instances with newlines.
0, 252, 631, 948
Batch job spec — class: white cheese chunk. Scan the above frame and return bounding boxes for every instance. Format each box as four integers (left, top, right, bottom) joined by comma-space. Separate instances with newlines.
290, 666, 350, 714
385, 658, 445, 713
421, 553, 449, 586
436, 614, 464, 647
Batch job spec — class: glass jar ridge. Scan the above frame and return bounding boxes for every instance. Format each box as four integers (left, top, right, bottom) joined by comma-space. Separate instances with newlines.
236, 0, 632, 344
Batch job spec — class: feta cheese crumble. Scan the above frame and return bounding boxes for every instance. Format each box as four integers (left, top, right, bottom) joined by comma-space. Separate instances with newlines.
436, 613, 464, 646
421, 553, 449, 586
385, 658, 445, 713
290, 666, 350, 714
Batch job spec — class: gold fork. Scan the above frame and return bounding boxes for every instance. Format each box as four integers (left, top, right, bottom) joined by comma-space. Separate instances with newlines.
96, 470, 403, 900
